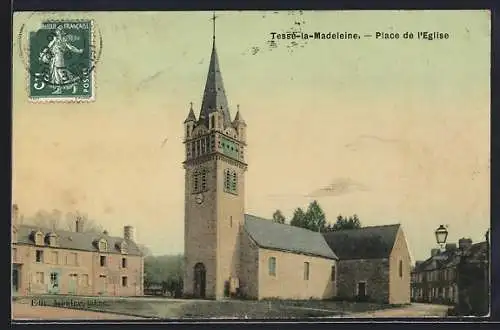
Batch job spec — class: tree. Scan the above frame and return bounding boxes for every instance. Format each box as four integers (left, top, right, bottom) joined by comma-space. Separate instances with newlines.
326, 214, 362, 231
144, 254, 184, 296
272, 210, 286, 224
289, 207, 306, 228
305, 200, 326, 232
24, 209, 104, 233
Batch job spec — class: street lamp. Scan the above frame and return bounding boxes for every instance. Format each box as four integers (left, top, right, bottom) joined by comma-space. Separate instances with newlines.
435, 225, 448, 250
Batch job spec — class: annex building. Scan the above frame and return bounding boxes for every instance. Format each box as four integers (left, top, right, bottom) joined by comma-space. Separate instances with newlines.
11, 204, 144, 297
182, 19, 411, 304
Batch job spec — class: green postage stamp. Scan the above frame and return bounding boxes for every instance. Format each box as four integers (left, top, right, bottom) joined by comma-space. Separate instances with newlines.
28, 20, 95, 102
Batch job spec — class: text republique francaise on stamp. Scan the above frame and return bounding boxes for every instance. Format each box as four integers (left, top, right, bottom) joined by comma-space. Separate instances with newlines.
27, 20, 97, 102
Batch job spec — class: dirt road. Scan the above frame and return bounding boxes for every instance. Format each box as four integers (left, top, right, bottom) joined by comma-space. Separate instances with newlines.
12, 302, 145, 320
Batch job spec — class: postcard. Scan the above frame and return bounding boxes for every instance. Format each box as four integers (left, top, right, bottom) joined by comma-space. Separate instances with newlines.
11, 10, 490, 320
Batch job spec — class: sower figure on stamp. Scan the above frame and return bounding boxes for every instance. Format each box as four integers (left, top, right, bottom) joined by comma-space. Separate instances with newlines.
39, 25, 83, 94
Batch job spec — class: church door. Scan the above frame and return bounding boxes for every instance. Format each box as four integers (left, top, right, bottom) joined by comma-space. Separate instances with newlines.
193, 263, 206, 298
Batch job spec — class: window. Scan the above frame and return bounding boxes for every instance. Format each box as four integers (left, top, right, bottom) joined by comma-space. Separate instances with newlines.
100, 256, 107, 267
210, 116, 215, 129
66, 252, 78, 266
35, 232, 44, 246
224, 169, 238, 194
35, 272, 44, 284
201, 169, 207, 191
304, 262, 310, 280
122, 276, 128, 287
120, 241, 128, 254
12, 248, 17, 261
35, 250, 44, 263
49, 234, 57, 247
399, 260, 403, 278
80, 274, 89, 286
98, 239, 108, 252
268, 257, 276, 276
193, 171, 200, 192
51, 251, 58, 264
50, 272, 59, 288
331, 265, 336, 282
122, 257, 127, 268
230, 216, 233, 228
357, 281, 367, 297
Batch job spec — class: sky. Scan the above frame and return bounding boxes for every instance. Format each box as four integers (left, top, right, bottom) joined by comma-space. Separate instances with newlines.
12, 10, 490, 262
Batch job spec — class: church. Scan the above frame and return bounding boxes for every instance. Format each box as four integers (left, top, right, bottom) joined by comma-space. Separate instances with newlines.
182, 16, 411, 304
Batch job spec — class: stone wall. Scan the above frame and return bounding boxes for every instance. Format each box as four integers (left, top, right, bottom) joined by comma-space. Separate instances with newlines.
238, 230, 259, 299
337, 258, 390, 303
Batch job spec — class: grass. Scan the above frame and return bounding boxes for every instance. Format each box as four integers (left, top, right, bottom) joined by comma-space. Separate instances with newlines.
13, 295, 399, 319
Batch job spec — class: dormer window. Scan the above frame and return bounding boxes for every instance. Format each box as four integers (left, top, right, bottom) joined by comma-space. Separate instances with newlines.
35, 231, 44, 246
12, 227, 17, 243
48, 233, 58, 247
98, 239, 108, 252
120, 241, 128, 254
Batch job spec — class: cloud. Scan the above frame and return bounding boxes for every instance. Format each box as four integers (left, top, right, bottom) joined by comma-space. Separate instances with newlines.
307, 177, 369, 198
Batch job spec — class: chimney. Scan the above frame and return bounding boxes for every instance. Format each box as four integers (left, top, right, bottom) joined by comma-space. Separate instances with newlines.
124, 225, 135, 242
431, 248, 440, 257
445, 243, 457, 251
12, 204, 19, 225
75, 216, 84, 233
458, 238, 473, 250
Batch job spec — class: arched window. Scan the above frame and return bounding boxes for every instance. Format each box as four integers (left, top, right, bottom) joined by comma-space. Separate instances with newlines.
399, 260, 403, 278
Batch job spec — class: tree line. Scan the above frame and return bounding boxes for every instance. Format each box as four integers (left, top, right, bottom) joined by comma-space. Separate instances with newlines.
272, 200, 362, 232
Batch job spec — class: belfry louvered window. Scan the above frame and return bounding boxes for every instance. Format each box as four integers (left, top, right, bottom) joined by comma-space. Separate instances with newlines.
193, 168, 208, 193
224, 169, 237, 195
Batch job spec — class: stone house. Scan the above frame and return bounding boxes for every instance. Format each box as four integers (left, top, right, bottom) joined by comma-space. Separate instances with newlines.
11, 205, 144, 297
322, 224, 411, 304
182, 22, 412, 303
411, 238, 489, 315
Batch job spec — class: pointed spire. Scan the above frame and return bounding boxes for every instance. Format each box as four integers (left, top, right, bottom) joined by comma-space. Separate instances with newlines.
198, 13, 232, 128
234, 104, 246, 125
184, 102, 196, 123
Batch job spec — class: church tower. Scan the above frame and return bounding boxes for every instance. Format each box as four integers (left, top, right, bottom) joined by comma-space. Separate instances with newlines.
183, 13, 247, 299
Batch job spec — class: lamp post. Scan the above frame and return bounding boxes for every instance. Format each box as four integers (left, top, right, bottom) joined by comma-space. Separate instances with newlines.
435, 225, 448, 251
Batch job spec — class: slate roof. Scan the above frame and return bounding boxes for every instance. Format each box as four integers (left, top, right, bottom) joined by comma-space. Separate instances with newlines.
15, 224, 142, 256
322, 224, 400, 260
243, 214, 338, 260
198, 41, 232, 128
413, 242, 489, 273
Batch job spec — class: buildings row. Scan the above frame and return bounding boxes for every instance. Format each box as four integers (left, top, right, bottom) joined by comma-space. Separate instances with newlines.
410, 238, 489, 315
11, 204, 144, 297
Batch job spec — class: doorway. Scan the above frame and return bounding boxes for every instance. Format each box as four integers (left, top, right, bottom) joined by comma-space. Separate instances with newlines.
68, 273, 78, 295
12, 267, 19, 293
193, 263, 206, 298
357, 281, 367, 299
48, 271, 60, 294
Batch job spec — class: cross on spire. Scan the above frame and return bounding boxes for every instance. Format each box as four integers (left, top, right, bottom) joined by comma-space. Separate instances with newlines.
211, 11, 217, 41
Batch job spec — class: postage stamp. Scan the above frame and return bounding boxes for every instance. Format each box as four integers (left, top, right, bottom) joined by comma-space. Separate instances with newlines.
27, 20, 95, 102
